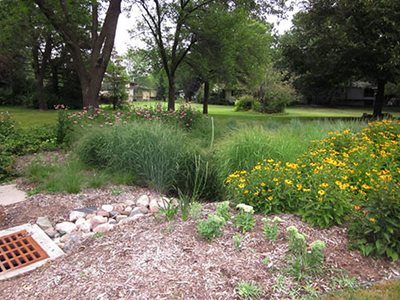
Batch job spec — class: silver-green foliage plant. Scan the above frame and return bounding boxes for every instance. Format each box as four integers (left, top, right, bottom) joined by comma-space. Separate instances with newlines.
216, 201, 230, 221
235, 204, 256, 233
188, 202, 203, 220
236, 281, 263, 299
262, 217, 282, 241
233, 234, 243, 251
197, 214, 226, 241
286, 226, 326, 279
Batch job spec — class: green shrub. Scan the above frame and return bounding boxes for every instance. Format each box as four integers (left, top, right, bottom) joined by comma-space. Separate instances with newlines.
216, 201, 230, 221
0, 112, 17, 140
349, 183, 400, 261
236, 281, 263, 299
262, 217, 282, 241
197, 214, 226, 241
234, 95, 256, 111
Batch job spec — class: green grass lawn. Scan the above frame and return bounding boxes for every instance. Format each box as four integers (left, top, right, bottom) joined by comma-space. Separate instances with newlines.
1, 102, 399, 128
0, 106, 58, 128
322, 279, 400, 300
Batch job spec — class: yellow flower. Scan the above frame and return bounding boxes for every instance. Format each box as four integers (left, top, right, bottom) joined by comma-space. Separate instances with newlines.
238, 184, 245, 189
368, 217, 376, 223
353, 205, 361, 211
254, 165, 261, 170
272, 178, 279, 182
267, 196, 273, 201
361, 183, 372, 190
303, 188, 311, 192
239, 177, 246, 183
318, 190, 326, 196
296, 184, 303, 191
320, 182, 329, 188
244, 190, 249, 194
260, 182, 266, 187
284, 179, 293, 185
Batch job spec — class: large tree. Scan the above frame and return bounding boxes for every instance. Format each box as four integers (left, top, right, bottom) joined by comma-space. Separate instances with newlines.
187, 6, 273, 113
280, 0, 400, 117
33, 0, 122, 108
135, 0, 290, 111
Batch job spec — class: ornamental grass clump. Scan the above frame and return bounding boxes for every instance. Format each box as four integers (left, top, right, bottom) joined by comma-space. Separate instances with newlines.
225, 120, 400, 260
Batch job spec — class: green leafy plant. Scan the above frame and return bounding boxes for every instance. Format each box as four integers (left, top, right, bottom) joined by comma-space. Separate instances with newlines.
262, 217, 282, 241
235, 204, 256, 233
197, 214, 226, 241
233, 234, 243, 251
287, 226, 307, 256
216, 201, 230, 221
234, 95, 256, 112
236, 281, 263, 299
189, 202, 203, 220
157, 200, 179, 222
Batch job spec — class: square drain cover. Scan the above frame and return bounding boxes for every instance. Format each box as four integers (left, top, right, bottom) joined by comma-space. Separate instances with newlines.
0, 224, 63, 280
0, 230, 49, 273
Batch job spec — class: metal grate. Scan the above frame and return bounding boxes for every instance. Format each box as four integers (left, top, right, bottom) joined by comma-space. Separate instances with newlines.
0, 230, 49, 273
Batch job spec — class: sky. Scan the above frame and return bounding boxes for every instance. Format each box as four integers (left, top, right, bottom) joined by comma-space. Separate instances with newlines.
114, 6, 298, 55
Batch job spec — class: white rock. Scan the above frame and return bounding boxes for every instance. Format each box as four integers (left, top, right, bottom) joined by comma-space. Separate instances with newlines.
136, 195, 150, 207
90, 216, 108, 230
93, 223, 114, 233
55, 222, 77, 234
69, 211, 86, 222
116, 215, 127, 222
129, 207, 144, 217
75, 217, 86, 227
77, 220, 92, 233
149, 198, 160, 213
101, 204, 114, 213
118, 214, 144, 226
113, 204, 125, 213
124, 199, 135, 206
86, 213, 96, 220
124, 206, 133, 213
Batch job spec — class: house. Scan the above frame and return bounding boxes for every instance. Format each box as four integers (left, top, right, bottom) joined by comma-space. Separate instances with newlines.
128, 82, 157, 101
311, 81, 376, 106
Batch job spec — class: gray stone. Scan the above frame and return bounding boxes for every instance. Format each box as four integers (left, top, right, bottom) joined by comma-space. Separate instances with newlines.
73, 206, 97, 214
36, 216, 57, 237
119, 214, 144, 225
69, 211, 86, 222
129, 207, 146, 217
136, 195, 150, 207
55, 222, 77, 234
108, 219, 117, 225
62, 232, 83, 252
124, 206, 133, 213
93, 223, 114, 233
101, 204, 114, 213
116, 215, 127, 222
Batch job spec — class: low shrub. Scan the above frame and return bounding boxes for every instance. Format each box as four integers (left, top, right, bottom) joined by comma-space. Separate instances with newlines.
197, 214, 226, 241
234, 95, 256, 112
0, 112, 57, 182
234, 204, 256, 233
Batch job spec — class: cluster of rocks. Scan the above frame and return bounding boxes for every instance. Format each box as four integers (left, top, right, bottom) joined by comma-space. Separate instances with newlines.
35, 194, 175, 251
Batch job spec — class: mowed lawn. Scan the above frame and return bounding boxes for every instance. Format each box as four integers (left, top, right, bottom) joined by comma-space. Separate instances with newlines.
1, 103, 399, 128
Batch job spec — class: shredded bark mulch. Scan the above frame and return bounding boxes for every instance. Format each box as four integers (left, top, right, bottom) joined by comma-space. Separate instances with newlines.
0, 190, 399, 300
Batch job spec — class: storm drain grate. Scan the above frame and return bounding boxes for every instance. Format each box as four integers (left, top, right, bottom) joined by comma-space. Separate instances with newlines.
0, 230, 49, 273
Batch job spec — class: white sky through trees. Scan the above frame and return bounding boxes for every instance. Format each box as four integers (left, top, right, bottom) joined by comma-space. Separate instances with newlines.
114, 5, 298, 54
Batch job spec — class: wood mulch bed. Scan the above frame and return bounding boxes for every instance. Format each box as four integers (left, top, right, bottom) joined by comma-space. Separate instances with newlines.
0, 188, 399, 300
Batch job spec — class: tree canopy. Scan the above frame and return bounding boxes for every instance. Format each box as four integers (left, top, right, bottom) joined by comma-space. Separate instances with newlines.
279, 0, 400, 116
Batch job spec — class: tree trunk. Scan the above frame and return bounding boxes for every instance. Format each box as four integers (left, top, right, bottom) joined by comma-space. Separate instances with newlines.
373, 79, 386, 118
81, 76, 101, 108
203, 80, 209, 115
168, 75, 176, 111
